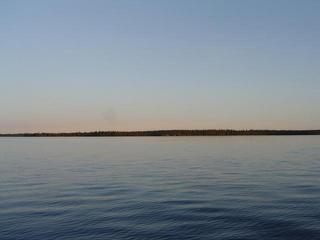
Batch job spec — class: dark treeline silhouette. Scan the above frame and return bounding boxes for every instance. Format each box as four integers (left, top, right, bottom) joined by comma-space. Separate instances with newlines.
1, 129, 320, 137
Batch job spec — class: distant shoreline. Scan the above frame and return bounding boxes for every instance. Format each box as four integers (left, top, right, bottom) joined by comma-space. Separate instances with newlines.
1, 130, 320, 137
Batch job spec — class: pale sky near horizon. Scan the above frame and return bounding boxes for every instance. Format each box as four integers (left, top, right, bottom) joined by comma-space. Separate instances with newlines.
1, 0, 320, 133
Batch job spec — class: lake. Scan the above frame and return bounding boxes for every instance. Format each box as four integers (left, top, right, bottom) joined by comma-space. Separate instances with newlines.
0, 136, 319, 240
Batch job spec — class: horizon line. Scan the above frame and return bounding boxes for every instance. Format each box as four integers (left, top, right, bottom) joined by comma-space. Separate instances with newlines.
1, 129, 320, 136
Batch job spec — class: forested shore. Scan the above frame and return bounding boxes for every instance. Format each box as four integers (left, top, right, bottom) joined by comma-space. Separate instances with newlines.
1, 129, 320, 137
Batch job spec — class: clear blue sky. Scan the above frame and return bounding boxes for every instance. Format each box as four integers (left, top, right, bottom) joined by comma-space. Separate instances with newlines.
1, 0, 319, 132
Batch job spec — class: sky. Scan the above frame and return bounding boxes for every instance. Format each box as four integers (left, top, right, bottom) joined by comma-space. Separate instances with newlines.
1, 0, 320, 133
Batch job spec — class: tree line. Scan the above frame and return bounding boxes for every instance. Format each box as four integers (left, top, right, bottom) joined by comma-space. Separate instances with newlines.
1, 129, 320, 137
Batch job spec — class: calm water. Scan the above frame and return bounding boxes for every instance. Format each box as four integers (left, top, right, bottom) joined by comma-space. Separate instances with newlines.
0, 137, 320, 240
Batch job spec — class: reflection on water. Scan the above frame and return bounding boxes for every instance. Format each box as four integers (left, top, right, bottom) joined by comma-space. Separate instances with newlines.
0, 136, 320, 240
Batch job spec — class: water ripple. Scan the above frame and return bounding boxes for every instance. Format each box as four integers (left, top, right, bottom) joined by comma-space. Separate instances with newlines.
0, 137, 320, 240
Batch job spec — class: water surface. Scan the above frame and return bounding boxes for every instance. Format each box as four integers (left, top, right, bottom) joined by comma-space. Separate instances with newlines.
1, 136, 320, 240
